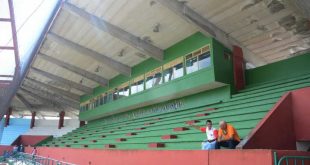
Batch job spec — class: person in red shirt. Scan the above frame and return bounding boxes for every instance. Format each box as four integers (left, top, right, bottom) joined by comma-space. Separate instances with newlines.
215, 121, 240, 149
189, 120, 218, 150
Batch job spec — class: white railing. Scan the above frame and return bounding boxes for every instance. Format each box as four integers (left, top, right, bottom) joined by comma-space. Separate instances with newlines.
9, 152, 76, 165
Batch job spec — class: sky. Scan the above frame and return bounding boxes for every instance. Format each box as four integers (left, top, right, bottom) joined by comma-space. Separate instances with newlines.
0, 0, 58, 79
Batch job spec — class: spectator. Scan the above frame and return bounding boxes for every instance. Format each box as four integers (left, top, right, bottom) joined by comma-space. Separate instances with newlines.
31, 146, 37, 157
216, 121, 240, 149
19, 144, 24, 152
189, 120, 218, 150
12, 145, 18, 155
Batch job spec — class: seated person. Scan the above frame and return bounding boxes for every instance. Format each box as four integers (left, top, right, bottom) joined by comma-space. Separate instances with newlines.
189, 120, 218, 150
216, 121, 240, 149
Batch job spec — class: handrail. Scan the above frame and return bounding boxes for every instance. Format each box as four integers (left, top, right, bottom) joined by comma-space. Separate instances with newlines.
274, 152, 310, 165
10, 152, 76, 165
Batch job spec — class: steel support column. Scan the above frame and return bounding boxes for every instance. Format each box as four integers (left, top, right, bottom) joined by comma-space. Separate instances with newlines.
79, 121, 85, 127
58, 111, 65, 129
30, 111, 36, 129
4, 107, 12, 127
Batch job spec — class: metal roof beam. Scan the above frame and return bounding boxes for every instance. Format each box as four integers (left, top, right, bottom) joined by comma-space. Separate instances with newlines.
47, 32, 131, 76
63, 2, 163, 61
19, 89, 71, 117
294, 0, 310, 19
155, 0, 267, 67
21, 85, 80, 110
20, 88, 60, 108
26, 77, 80, 101
15, 93, 34, 110
38, 53, 108, 86
30, 67, 93, 94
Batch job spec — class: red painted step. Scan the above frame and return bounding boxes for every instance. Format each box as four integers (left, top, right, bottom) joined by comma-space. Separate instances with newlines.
185, 120, 199, 125
126, 132, 137, 136
196, 113, 209, 117
148, 143, 165, 148
161, 135, 178, 140
206, 108, 216, 111
105, 144, 116, 149
83, 145, 88, 148
144, 122, 154, 126
173, 127, 189, 131
116, 138, 126, 142
135, 127, 146, 130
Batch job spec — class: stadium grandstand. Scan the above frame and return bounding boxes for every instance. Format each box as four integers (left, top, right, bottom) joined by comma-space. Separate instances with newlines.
0, 0, 310, 164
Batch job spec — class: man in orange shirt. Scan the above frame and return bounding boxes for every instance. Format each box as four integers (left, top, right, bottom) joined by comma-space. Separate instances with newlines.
215, 121, 240, 149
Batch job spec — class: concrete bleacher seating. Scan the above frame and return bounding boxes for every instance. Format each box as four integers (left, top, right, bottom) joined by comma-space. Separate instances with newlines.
23, 119, 79, 137
0, 118, 30, 145
41, 73, 310, 149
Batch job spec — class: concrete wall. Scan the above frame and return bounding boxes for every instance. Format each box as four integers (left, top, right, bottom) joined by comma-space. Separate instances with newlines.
23, 119, 79, 137
25, 147, 277, 165
241, 87, 310, 149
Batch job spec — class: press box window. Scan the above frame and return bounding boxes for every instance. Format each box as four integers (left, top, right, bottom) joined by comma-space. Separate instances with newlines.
163, 57, 184, 83
145, 67, 162, 89
185, 45, 211, 74
118, 82, 130, 98
100, 94, 107, 105
95, 97, 100, 107
113, 89, 118, 101
185, 53, 198, 74
131, 75, 144, 95
107, 92, 113, 103
199, 45, 211, 69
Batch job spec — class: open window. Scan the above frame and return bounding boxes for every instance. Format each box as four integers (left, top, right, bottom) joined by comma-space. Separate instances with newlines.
163, 57, 184, 83
107, 90, 114, 103
131, 75, 144, 95
145, 67, 162, 89
99, 93, 107, 105
118, 82, 130, 98
185, 45, 211, 74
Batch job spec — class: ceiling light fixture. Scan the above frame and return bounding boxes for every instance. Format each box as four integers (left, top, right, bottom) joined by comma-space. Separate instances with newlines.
95, 66, 100, 72
153, 23, 160, 33
150, 1, 156, 6
135, 52, 147, 59
118, 49, 125, 57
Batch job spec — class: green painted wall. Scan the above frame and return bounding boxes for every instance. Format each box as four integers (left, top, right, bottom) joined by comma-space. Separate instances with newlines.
89, 85, 231, 124
80, 68, 217, 121
212, 39, 234, 92
79, 32, 234, 121
81, 32, 213, 102
246, 53, 310, 86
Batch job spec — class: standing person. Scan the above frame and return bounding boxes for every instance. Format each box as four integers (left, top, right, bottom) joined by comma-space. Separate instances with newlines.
19, 144, 24, 152
12, 145, 18, 155
31, 146, 37, 162
31, 147, 37, 157
215, 121, 240, 149
189, 120, 218, 150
